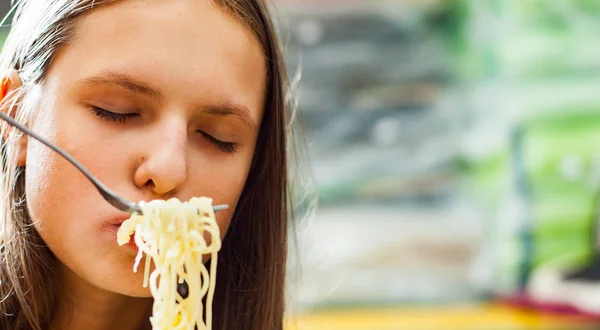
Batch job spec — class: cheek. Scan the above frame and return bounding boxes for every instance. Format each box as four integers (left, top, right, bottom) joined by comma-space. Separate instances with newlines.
25, 143, 55, 238
23, 114, 152, 297
23, 105, 112, 261
24, 120, 92, 253
207, 170, 246, 240
25, 110, 66, 238
193, 154, 254, 239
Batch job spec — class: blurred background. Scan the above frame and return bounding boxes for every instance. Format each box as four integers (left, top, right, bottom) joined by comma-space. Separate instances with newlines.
4, 0, 600, 329
273, 0, 600, 329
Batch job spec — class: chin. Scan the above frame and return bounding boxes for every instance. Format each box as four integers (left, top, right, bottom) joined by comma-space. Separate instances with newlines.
114, 284, 153, 298
82, 254, 156, 298
100, 271, 154, 298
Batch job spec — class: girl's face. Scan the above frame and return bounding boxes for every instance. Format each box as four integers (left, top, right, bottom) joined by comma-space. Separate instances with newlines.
20, 0, 266, 297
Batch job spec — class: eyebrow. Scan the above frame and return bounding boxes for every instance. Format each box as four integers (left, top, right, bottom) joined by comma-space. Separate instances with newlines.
79, 71, 163, 100
202, 104, 257, 131
78, 71, 257, 130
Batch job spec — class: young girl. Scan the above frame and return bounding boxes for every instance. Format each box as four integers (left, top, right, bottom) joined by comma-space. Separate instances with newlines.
0, 0, 292, 329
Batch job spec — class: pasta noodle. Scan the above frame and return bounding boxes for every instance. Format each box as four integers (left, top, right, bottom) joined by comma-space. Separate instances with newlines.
117, 197, 221, 330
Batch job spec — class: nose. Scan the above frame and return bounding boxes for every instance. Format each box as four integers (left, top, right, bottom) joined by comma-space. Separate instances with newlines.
133, 119, 187, 196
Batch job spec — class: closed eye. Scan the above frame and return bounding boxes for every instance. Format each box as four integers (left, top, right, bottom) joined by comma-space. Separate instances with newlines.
90, 106, 138, 123
197, 131, 238, 153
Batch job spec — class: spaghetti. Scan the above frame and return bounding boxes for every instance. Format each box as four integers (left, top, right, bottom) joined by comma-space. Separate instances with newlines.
117, 197, 221, 330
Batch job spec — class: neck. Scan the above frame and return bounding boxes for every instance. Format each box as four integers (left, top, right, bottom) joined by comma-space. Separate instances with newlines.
51, 265, 153, 330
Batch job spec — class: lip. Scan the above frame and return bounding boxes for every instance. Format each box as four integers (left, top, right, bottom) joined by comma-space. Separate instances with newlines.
108, 213, 134, 227
103, 213, 138, 251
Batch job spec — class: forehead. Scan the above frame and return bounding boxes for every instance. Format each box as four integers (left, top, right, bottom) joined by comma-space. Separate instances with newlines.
45, 0, 266, 119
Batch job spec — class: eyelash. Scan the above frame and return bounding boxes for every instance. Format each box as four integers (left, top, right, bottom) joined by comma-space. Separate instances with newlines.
90, 106, 138, 123
89, 107, 238, 153
198, 131, 238, 153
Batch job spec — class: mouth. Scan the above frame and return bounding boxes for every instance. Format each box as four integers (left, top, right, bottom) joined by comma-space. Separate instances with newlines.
104, 214, 138, 251
109, 213, 134, 227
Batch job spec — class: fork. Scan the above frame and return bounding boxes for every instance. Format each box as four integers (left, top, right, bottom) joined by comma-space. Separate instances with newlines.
0, 111, 229, 214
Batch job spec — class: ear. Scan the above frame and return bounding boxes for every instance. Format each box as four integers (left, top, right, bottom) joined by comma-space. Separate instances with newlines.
0, 69, 26, 166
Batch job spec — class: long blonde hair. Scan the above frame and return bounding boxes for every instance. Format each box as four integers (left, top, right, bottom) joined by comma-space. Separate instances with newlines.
0, 1, 293, 329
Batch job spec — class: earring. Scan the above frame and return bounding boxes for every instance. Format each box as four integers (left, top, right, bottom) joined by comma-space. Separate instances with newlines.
0, 77, 8, 100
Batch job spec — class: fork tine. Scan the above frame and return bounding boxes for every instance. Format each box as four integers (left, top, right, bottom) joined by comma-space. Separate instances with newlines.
212, 204, 229, 212
129, 203, 229, 215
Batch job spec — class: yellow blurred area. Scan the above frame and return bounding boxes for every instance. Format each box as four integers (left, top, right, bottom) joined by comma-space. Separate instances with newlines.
286, 305, 592, 330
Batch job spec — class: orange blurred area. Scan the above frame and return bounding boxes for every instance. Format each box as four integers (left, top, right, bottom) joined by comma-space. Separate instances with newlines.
286, 304, 594, 330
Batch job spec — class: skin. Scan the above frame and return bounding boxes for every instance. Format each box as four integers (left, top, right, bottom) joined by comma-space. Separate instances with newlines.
4, 0, 266, 329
